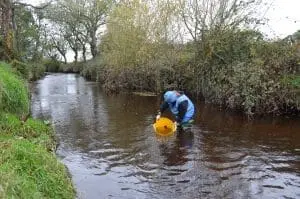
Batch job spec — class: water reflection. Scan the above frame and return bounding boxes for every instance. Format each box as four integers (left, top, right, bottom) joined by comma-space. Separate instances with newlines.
158, 132, 194, 166
31, 74, 300, 199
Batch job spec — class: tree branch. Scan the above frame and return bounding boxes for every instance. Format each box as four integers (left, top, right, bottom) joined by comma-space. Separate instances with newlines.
13, 0, 54, 10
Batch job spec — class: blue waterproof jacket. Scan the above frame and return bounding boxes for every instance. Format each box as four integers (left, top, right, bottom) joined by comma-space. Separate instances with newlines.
161, 91, 195, 123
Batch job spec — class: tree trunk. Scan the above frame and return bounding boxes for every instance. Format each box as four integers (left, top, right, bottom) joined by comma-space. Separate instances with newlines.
62, 54, 67, 64
82, 44, 86, 62
55, 47, 67, 64
74, 50, 78, 63
1, 0, 15, 59
89, 27, 98, 58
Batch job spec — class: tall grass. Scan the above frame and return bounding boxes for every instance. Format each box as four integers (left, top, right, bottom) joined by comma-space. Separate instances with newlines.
0, 62, 29, 115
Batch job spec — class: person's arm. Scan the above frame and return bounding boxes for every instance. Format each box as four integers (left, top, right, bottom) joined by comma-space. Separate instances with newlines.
159, 101, 169, 114
176, 100, 188, 124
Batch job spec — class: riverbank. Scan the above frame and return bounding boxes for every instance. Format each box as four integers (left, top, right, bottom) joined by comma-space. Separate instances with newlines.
0, 113, 75, 198
0, 62, 75, 198
41, 29, 300, 117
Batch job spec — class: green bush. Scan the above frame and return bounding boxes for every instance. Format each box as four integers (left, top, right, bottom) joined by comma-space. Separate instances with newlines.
191, 29, 300, 115
59, 62, 82, 73
0, 62, 29, 115
10, 59, 30, 79
99, 28, 300, 115
2, 60, 45, 81
28, 62, 46, 81
44, 59, 61, 72
80, 57, 103, 81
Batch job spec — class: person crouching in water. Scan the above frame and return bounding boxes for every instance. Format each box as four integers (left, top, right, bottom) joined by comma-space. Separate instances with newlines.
157, 90, 195, 132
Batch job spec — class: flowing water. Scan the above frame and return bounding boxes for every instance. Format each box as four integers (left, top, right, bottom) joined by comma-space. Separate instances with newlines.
30, 73, 300, 199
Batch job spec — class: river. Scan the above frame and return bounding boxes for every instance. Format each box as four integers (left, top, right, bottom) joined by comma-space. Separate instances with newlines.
30, 73, 300, 199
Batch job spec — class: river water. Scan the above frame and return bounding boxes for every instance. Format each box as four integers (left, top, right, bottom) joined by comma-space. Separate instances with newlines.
30, 73, 300, 199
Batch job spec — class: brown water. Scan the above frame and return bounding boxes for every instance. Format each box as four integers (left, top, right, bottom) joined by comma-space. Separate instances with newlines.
30, 73, 300, 199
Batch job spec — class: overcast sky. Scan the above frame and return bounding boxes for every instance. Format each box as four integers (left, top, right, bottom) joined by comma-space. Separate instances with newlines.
260, 0, 300, 38
22, 0, 300, 38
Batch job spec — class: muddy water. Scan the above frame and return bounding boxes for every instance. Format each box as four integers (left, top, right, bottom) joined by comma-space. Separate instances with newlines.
30, 73, 300, 199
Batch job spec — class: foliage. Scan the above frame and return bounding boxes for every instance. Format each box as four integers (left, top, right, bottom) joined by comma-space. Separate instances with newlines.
102, 0, 178, 68
80, 56, 103, 81
2, 0, 300, 116
5, 59, 46, 81
43, 0, 112, 61
89, 0, 300, 115
0, 113, 75, 199
98, 0, 181, 91
0, 62, 29, 115
289, 76, 300, 88
10, 59, 30, 79
102, 1, 149, 68
14, 5, 41, 61
59, 62, 83, 73
44, 58, 61, 72
292, 30, 300, 41
188, 28, 300, 115
28, 62, 46, 81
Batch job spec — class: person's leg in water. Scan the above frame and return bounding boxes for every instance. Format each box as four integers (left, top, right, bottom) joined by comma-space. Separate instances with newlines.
178, 119, 194, 133
176, 125, 194, 149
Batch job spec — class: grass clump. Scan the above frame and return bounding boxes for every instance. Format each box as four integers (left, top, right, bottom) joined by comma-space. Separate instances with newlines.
0, 62, 29, 115
0, 113, 75, 199
0, 113, 55, 150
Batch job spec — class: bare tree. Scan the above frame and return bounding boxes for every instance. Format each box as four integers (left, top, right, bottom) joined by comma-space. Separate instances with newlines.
178, 0, 262, 43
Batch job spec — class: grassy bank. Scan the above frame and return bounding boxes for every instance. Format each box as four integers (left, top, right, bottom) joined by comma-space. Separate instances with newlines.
0, 63, 75, 198
0, 113, 75, 199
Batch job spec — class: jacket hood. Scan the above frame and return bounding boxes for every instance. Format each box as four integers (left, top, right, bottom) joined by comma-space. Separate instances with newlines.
164, 91, 178, 103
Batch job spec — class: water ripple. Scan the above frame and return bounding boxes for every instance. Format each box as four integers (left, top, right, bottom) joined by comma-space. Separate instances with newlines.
30, 74, 300, 199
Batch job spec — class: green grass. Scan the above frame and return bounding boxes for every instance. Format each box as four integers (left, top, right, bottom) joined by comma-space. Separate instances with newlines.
0, 113, 55, 150
290, 75, 300, 88
0, 64, 75, 198
281, 75, 300, 89
0, 113, 75, 199
0, 62, 29, 115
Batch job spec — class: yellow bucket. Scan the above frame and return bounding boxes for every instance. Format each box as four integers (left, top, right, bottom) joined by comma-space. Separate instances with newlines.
153, 117, 177, 136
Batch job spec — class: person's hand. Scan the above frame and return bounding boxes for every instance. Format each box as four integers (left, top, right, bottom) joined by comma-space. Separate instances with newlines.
156, 111, 161, 120
156, 114, 161, 120
174, 122, 181, 127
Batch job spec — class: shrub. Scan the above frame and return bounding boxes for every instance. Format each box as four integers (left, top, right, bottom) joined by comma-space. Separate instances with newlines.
28, 62, 46, 81
44, 59, 61, 72
10, 59, 30, 79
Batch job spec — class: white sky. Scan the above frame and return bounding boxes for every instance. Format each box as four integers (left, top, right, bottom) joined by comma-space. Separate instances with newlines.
260, 0, 300, 38
23, 0, 300, 39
